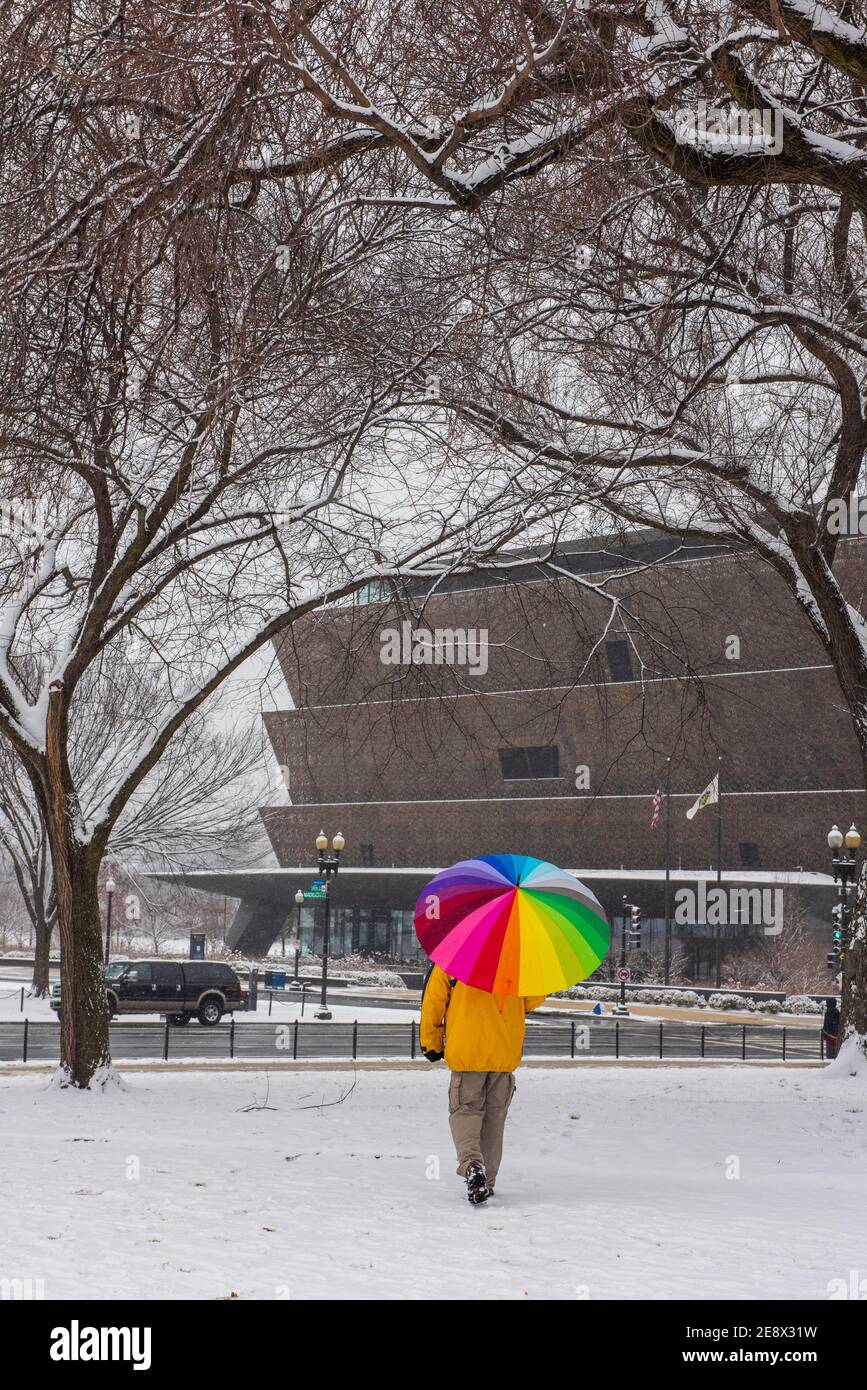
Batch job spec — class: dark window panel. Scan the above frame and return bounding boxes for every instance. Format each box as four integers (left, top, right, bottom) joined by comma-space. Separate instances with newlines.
606, 639, 634, 682
498, 745, 561, 780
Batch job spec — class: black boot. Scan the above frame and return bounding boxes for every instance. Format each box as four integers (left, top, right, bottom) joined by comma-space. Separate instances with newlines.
465, 1161, 490, 1205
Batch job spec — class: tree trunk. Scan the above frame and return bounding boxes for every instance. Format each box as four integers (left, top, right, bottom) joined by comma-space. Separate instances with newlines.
29, 904, 52, 998
838, 865, 867, 1069
52, 835, 111, 1087
43, 682, 112, 1088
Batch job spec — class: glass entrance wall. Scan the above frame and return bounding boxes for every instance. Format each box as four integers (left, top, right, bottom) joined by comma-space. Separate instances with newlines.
300, 905, 426, 964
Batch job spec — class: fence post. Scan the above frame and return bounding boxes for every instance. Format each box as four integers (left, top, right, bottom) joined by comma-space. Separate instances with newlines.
229, 1016, 235, 1060
742, 1025, 746, 1061
820, 1030, 824, 1060
22, 1017, 28, 1063
659, 1022, 664, 1059
410, 1019, 416, 1059
782, 1027, 786, 1063
163, 1020, 170, 1061
268, 991, 273, 1018
352, 1020, 358, 1060
570, 1020, 576, 1059
615, 1019, 620, 1060
19, 986, 24, 1013
700, 1024, 705, 1059
293, 1018, 298, 1060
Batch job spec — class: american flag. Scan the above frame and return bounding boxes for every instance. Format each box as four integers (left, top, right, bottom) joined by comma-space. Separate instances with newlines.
650, 780, 665, 829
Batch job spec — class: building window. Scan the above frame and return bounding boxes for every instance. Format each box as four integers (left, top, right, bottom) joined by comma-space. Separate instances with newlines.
498, 745, 561, 780
354, 579, 392, 605
606, 639, 634, 682
739, 841, 762, 867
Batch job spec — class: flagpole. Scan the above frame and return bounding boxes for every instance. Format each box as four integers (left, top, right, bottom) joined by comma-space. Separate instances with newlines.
664, 756, 672, 986
715, 755, 723, 988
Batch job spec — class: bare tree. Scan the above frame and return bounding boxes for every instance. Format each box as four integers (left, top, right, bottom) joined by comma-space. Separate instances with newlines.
0, 6, 536, 1086
267, 0, 867, 1062
0, 653, 270, 995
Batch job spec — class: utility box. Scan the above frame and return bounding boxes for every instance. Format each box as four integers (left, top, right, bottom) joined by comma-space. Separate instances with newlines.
189, 933, 206, 960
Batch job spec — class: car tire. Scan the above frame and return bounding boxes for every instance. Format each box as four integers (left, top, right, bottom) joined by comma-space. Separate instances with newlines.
197, 997, 223, 1027
106, 993, 118, 1020
168, 1013, 190, 1026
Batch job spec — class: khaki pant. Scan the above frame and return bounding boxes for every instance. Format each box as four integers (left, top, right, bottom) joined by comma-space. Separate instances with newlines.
448, 1071, 516, 1188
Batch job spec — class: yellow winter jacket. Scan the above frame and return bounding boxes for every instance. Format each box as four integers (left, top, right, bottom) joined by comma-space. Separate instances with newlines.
419, 965, 546, 1073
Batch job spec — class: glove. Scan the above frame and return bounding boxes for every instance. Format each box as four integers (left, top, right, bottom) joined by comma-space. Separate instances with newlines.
424, 1049, 444, 1063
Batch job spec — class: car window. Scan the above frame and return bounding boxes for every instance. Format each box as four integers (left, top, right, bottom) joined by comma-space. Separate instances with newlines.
183, 964, 224, 987
152, 963, 182, 987
124, 963, 153, 984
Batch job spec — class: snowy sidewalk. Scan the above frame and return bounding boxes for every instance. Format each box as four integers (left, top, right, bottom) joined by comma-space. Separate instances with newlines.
1, 1065, 864, 1300
0, 1056, 825, 1074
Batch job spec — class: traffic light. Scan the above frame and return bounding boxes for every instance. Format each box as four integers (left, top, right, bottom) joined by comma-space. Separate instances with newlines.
627, 904, 642, 948
828, 905, 844, 969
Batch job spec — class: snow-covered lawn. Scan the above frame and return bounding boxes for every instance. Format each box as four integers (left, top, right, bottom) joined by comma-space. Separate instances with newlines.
0, 1064, 864, 1300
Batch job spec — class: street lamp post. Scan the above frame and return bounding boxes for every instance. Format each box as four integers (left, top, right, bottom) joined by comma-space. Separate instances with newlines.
827, 823, 861, 978
612, 896, 642, 1016
314, 831, 344, 1020
103, 877, 116, 966
291, 888, 304, 988
613, 896, 629, 1016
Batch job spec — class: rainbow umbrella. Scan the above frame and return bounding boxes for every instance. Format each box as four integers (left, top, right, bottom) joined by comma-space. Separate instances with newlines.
415, 854, 609, 997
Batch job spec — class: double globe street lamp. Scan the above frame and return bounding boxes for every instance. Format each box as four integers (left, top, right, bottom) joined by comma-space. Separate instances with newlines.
314, 831, 344, 1021
827, 823, 861, 974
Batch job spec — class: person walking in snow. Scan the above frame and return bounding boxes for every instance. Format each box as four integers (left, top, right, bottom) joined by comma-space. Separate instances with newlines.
420, 964, 546, 1205
822, 998, 840, 1059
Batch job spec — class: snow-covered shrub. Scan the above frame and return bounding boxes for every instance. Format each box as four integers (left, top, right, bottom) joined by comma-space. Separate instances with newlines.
783, 995, 823, 1016
707, 992, 756, 1011
756, 999, 783, 1014
343, 971, 405, 989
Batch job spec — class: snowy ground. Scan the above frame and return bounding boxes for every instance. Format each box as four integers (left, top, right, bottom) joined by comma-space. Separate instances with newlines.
0, 1064, 864, 1300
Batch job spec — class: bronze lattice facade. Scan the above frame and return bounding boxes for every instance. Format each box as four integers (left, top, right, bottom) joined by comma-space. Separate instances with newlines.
166, 532, 865, 963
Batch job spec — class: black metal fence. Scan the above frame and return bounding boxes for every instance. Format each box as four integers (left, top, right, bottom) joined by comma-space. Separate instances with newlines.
0, 1018, 828, 1064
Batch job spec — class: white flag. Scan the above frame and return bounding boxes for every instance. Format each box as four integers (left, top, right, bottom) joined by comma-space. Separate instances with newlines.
686, 773, 719, 820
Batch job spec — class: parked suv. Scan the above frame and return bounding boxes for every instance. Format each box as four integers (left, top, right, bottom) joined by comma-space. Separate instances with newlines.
50, 960, 243, 1026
